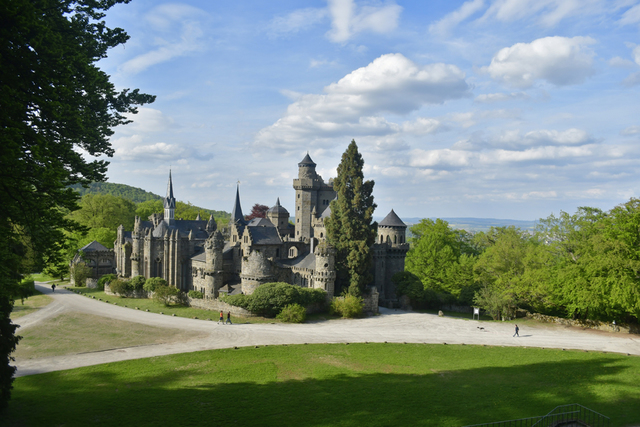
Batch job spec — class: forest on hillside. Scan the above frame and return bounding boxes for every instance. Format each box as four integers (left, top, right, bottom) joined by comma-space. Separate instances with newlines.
399, 198, 640, 325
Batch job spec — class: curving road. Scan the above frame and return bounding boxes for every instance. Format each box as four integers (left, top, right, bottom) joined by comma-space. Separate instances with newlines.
12, 283, 640, 377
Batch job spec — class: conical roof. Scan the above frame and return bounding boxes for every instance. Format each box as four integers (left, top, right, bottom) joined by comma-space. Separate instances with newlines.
267, 198, 289, 215
379, 209, 406, 227
230, 184, 246, 225
163, 170, 176, 209
298, 152, 316, 167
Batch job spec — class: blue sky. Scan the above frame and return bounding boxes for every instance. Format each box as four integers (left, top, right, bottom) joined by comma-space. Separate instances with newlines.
97, 0, 640, 221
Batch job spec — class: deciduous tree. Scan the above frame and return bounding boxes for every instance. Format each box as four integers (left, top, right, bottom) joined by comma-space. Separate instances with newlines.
0, 0, 153, 409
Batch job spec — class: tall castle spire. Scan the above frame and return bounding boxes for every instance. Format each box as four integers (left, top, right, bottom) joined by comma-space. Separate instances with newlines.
164, 170, 176, 225
230, 183, 246, 225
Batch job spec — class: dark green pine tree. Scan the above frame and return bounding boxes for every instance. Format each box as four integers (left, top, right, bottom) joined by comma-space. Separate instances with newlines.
325, 140, 377, 296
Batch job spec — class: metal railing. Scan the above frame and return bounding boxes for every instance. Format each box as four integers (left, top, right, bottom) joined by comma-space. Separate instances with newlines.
463, 403, 610, 427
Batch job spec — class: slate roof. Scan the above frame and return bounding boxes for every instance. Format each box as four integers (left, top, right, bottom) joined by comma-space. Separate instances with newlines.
79, 240, 110, 252
247, 217, 275, 227
152, 219, 209, 239
277, 251, 314, 269
248, 226, 282, 245
298, 153, 316, 167
191, 248, 206, 262
230, 184, 247, 226
267, 198, 289, 215
320, 204, 332, 219
379, 209, 406, 227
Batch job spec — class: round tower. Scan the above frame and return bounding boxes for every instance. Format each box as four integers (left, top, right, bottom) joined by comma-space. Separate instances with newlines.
377, 209, 407, 247
313, 241, 336, 297
240, 250, 274, 295
204, 230, 224, 299
267, 198, 290, 238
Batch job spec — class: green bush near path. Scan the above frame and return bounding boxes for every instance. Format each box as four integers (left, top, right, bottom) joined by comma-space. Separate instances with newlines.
5, 344, 640, 426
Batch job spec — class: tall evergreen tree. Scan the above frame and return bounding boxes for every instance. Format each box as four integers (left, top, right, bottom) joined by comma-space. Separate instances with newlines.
325, 140, 377, 295
0, 0, 154, 410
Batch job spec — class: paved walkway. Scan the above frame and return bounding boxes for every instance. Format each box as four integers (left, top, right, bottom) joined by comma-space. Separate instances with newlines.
12, 283, 640, 377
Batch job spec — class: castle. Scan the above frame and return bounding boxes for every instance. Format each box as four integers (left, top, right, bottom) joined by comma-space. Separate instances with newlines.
114, 154, 409, 304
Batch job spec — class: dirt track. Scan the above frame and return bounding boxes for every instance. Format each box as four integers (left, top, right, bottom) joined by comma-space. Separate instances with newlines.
12, 283, 640, 377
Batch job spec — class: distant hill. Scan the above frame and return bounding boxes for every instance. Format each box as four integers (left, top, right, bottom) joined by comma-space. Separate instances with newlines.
70, 182, 230, 220
400, 217, 537, 233
70, 182, 161, 203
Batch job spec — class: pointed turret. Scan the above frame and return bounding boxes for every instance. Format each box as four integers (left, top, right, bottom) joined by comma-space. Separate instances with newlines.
206, 214, 217, 234
230, 183, 246, 226
195, 213, 202, 221
163, 170, 176, 225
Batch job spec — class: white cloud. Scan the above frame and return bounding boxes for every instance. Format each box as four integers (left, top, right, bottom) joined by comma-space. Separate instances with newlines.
621, 125, 640, 135
618, 3, 640, 25
609, 56, 635, 68
623, 71, 640, 86
268, 8, 327, 37
480, 0, 602, 27
326, 0, 402, 43
429, 0, 485, 36
409, 148, 472, 169
401, 118, 442, 135
119, 4, 207, 75
482, 36, 596, 88
256, 53, 470, 147
119, 108, 176, 134
474, 92, 529, 103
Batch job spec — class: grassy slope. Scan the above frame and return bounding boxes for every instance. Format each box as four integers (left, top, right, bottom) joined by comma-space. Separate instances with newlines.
6, 344, 640, 427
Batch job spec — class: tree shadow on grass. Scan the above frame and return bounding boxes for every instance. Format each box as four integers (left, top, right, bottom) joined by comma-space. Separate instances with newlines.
5, 345, 640, 427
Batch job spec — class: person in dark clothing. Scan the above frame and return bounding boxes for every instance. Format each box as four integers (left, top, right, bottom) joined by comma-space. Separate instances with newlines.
51, 284, 56, 293
226, 311, 232, 325
513, 324, 519, 337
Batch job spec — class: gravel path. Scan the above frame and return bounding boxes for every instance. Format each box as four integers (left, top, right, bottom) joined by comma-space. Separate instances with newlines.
12, 283, 640, 377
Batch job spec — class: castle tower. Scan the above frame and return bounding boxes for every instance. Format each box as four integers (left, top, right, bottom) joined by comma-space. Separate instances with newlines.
130, 216, 143, 277
377, 209, 407, 246
204, 230, 224, 299
373, 209, 410, 302
292, 153, 336, 241
240, 250, 274, 295
313, 241, 336, 297
206, 214, 217, 234
163, 170, 176, 226
266, 198, 290, 238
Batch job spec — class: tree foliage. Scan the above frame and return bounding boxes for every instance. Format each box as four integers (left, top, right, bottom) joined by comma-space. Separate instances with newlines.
0, 0, 154, 409
325, 140, 377, 295
246, 204, 269, 221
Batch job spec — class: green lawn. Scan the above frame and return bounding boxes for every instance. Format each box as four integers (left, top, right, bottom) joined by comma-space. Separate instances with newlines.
10, 292, 53, 320
6, 344, 640, 426
71, 287, 295, 324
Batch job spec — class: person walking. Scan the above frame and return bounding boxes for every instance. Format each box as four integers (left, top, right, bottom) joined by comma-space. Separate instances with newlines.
513, 324, 519, 337
219, 311, 224, 324
226, 311, 232, 325
51, 284, 56, 293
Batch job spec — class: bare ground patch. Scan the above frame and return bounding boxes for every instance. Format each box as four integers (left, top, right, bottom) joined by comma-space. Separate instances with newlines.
14, 311, 206, 360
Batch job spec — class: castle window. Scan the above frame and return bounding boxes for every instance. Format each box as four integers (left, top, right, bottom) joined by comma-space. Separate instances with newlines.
298, 206, 300, 211
320, 232, 323, 238
244, 236, 248, 243
380, 235, 383, 243
298, 194, 300, 198
394, 235, 397, 244
276, 249, 280, 258
233, 235, 237, 243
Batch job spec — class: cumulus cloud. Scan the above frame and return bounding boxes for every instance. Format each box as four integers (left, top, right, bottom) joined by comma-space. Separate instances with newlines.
474, 92, 529, 103
119, 108, 176, 134
609, 56, 635, 68
496, 128, 595, 147
256, 53, 470, 147
429, 0, 485, 36
401, 118, 442, 135
326, 0, 402, 43
482, 36, 596, 88
119, 4, 207, 75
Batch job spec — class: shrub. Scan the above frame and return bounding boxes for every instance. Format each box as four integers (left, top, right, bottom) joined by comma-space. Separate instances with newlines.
188, 290, 204, 299
143, 277, 167, 292
330, 294, 364, 318
129, 275, 146, 292
220, 293, 250, 309
299, 287, 328, 307
276, 303, 306, 323
153, 285, 181, 306
109, 279, 133, 297
70, 262, 92, 287
97, 274, 116, 291
248, 282, 303, 317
